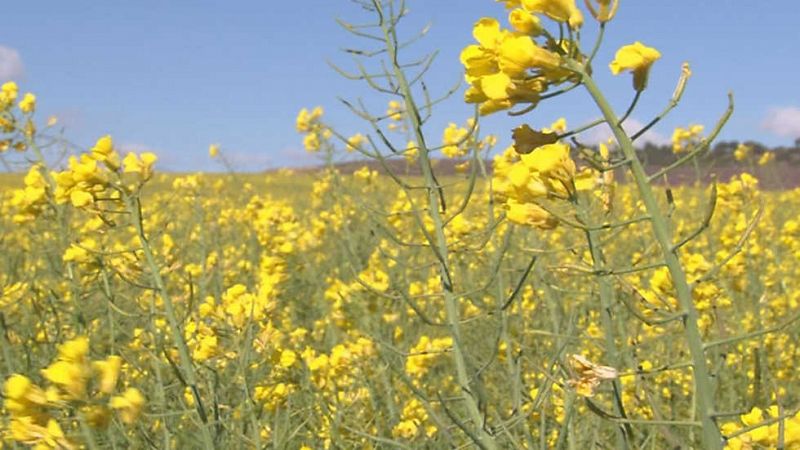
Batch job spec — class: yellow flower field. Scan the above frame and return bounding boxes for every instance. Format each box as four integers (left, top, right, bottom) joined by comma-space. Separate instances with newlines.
1, 1, 799, 449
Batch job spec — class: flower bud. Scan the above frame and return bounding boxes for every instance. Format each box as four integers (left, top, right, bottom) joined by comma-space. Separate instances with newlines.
584, 0, 619, 22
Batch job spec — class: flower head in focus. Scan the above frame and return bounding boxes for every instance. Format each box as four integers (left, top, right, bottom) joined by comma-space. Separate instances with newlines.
610, 42, 662, 91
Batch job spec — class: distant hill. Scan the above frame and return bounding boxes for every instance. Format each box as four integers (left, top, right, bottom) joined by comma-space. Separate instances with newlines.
298, 140, 800, 190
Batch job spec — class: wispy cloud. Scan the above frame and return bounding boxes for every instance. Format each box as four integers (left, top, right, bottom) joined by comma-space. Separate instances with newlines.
276, 146, 318, 168
225, 151, 274, 170
761, 106, 800, 139
581, 118, 669, 146
0, 45, 24, 81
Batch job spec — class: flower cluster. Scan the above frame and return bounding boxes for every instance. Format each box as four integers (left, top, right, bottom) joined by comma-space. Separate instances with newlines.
722, 406, 800, 449
460, 6, 578, 115
296, 106, 330, 152
492, 119, 584, 228
671, 124, 705, 154
3, 337, 144, 448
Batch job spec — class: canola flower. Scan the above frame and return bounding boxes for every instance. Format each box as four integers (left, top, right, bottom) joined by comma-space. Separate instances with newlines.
2, 337, 143, 448
609, 41, 662, 91
0, 1, 797, 448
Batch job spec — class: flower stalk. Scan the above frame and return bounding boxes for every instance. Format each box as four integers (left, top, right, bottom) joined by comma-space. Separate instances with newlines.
568, 59, 724, 449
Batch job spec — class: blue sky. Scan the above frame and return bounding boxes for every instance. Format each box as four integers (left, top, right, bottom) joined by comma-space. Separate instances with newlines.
3, 1, 799, 171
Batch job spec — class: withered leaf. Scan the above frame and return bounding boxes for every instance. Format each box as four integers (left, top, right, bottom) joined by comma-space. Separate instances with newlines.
511, 124, 559, 155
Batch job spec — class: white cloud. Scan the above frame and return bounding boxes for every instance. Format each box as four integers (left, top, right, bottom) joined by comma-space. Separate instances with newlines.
761, 106, 800, 139
0, 45, 24, 81
581, 117, 669, 147
227, 151, 274, 169
276, 145, 317, 168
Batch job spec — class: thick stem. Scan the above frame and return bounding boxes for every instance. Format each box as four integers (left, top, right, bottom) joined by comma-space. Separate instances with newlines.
573, 61, 722, 449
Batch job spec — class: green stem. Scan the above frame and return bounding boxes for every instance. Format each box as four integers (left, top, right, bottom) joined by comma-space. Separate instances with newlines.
0, 314, 15, 375
126, 194, 215, 450
577, 199, 631, 448
374, 2, 497, 448
77, 411, 100, 450
571, 60, 722, 449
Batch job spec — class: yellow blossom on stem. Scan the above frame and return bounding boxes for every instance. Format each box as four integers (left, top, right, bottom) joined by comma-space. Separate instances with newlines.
584, 0, 619, 22
92, 355, 122, 395
90, 135, 121, 170
520, 142, 576, 184
18, 93, 36, 113
4, 374, 48, 415
41, 361, 88, 400
733, 143, 751, 161
609, 42, 662, 91
110, 388, 145, 424
346, 133, 366, 153
758, 151, 775, 166
0, 81, 19, 108
122, 152, 158, 179
509, 8, 542, 35
522, 0, 584, 29
506, 199, 558, 229
296, 106, 323, 133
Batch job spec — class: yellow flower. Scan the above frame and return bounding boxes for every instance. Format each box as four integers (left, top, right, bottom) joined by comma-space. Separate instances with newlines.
507, 163, 548, 200
9, 417, 75, 449
58, 336, 90, 363
479, 72, 514, 100
41, 361, 88, 399
92, 355, 122, 395
472, 17, 504, 50
544, 117, 567, 134
91, 135, 114, 157
122, 152, 158, 178
192, 334, 219, 362
522, 0, 584, 29
110, 388, 145, 424
4, 374, 48, 414
506, 199, 557, 229
740, 407, 764, 427
346, 133, 366, 153
69, 189, 94, 208
520, 142, 576, 183
296, 106, 323, 133
209, 143, 220, 158
509, 8, 542, 35
584, 0, 619, 22
279, 349, 298, 368
498, 34, 560, 77
461, 17, 559, 115
404, 140, 418, 162
758, 151, 775, 166
671, 124, 704, 154
18, 93, 36, 113
609, 42, 662, 91
0, 81, 19, 108
303, 133, 321, 152
733, 144, 751, 161
90, 135, 121, 170
442, 122, 469, 158
386, 100, 404, 121
574, 168, 598, 191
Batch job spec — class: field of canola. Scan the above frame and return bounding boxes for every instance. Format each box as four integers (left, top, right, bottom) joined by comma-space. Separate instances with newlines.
1, 0, 799, 449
